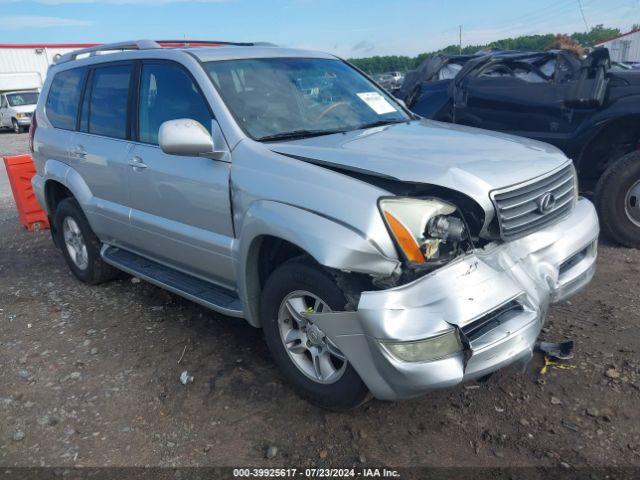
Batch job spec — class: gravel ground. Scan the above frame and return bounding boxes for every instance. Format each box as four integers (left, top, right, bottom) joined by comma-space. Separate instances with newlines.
0, 131, 26, 205
0, 132, 639, 471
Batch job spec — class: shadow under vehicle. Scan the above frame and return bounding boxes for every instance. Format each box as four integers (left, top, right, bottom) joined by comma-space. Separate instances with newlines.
398, 48, 640, 247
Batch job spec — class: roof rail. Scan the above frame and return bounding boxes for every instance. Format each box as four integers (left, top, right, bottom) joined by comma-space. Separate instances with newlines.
153, 40, 277, 47
54, 39, 278, 64
55, 39, 161, 64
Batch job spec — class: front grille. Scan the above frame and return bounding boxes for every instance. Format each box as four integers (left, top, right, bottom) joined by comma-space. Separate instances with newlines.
491, 163, 577, 240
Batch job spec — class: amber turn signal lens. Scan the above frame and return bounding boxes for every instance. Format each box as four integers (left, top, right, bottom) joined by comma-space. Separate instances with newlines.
384, 211, 425, 263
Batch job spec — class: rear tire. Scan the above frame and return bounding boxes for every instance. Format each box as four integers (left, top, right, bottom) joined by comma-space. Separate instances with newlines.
54, 198, 121, 284
260, 257, 369, 410
594, 151, 640, 248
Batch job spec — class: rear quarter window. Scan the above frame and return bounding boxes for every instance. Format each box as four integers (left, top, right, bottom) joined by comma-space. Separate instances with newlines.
46, 68, 85, 130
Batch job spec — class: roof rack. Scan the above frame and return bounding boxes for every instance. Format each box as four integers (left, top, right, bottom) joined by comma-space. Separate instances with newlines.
55, 39, 276, 64
55, 40, 160, 64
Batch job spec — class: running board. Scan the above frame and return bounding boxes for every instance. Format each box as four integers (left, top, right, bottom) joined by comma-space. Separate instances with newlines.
101, 245, 244, 317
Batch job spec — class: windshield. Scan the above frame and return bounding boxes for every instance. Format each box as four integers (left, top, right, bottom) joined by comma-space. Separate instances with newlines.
204, 58, 410, 141
7, 92, 39, 107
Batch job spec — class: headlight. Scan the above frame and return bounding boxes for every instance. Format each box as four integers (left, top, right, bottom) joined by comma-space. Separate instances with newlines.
382, 329, 463, 362
16, 113, 27, 118
379, 197, 467, 264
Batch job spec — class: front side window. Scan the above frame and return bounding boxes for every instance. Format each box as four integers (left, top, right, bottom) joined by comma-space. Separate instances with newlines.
0, 96, 6, 108
138, 63, 212, 145
7, 92, 39, 107
46, 68, 85, 130
204, 58, 409, 141
85, 64, 131, 139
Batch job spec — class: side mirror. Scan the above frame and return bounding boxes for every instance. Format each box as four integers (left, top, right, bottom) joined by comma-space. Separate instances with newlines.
159, 119, 214, 157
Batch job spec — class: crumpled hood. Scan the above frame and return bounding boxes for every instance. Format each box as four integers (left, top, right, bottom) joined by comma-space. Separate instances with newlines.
269, 119, 570, 216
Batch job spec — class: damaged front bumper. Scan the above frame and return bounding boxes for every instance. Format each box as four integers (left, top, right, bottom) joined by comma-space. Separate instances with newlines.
311, 198, 599, 401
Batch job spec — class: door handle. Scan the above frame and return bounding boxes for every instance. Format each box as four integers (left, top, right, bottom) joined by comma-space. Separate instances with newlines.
73, 145, 87, 158
128, 156, 148, 170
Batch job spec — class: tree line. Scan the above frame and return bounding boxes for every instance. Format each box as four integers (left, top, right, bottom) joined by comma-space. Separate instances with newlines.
348, 25, 627, 74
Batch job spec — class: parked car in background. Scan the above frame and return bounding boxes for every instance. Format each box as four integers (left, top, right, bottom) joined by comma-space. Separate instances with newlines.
386, 71, 404, 87
0, 90, 39, 133
372, 73, 396, 90
32, 40, 598, 409
384, 71, 405, 91
611, 61, 633, 70
398, 48, 640, 247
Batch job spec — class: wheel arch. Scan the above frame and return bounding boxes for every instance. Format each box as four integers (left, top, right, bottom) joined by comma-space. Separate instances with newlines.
237, 200, 400, 327
41, 159, 93, 215
577, 114, 640, 186
44, 179, 74, 216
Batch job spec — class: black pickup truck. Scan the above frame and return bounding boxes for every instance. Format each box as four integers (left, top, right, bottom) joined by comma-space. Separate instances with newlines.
398, 48, 640, 247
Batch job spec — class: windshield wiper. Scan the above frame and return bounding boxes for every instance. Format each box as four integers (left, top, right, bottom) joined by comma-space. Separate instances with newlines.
257, 120, 408, 142
257, 129, 345, 142
353, 119, 407, 131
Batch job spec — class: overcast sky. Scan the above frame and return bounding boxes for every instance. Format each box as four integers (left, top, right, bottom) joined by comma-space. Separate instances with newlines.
1, 0, 638, 57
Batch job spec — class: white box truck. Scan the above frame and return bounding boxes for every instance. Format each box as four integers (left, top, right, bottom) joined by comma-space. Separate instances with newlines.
0, 43, 96, 132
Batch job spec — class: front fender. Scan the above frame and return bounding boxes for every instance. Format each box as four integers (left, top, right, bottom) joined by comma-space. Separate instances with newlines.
236, 200, 400, 327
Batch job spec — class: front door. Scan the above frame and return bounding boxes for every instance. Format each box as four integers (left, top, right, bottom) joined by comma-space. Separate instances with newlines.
126, 60, 235, 288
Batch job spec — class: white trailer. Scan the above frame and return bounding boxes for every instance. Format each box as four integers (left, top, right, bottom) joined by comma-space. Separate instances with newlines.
0, 43, 97, 92
595, 29, 640, 64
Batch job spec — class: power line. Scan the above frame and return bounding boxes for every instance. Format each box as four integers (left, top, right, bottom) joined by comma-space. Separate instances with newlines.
434, 0, 573, 36
465, 0, 583, 37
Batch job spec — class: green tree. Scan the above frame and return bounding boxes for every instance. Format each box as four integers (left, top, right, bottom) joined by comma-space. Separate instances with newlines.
571, 24, 620, 46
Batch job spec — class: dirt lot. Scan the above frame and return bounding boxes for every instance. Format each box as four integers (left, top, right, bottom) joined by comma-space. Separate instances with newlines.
1, 131, 639, 472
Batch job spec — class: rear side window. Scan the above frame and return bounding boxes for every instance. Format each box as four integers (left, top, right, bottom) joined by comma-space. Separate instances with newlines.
46, 68, 85, 130
85, 64, 132, 139
138, 62, 211, 145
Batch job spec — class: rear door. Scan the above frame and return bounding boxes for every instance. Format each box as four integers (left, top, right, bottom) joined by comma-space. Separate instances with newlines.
39, 67, 85, 189
69, 62, 135, 245
126, 60, 235, 287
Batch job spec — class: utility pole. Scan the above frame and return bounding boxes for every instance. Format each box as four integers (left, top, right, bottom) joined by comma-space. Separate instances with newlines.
459, 25, 462, 54
577, 0, 589, 32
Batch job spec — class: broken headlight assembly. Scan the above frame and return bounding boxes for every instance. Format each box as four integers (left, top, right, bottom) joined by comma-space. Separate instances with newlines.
379, 197, 472, 278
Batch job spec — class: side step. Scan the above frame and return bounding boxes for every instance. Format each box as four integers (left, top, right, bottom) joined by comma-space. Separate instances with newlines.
101, 245, 244, 317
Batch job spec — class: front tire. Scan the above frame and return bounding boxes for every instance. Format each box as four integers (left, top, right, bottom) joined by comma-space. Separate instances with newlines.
594, 151, 640, 248
260, 258, 369, 410
54, 198, 120, 284
12, 119, 22, 134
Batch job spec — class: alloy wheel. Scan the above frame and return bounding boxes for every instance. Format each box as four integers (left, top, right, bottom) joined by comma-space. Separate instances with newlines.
277, 290, 347, 384
62, 217, 89, 270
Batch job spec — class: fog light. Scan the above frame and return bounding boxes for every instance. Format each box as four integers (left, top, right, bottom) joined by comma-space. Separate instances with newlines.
382, 329, 463, 362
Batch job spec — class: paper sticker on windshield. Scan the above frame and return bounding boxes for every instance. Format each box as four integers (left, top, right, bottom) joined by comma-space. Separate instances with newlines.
356, 92, 397, 115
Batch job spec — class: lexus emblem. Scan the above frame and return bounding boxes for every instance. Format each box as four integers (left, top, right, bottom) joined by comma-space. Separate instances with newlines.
537, 192, 556, 214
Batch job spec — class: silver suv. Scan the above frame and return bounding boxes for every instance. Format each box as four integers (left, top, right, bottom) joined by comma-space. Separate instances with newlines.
31, 40, 599, 409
